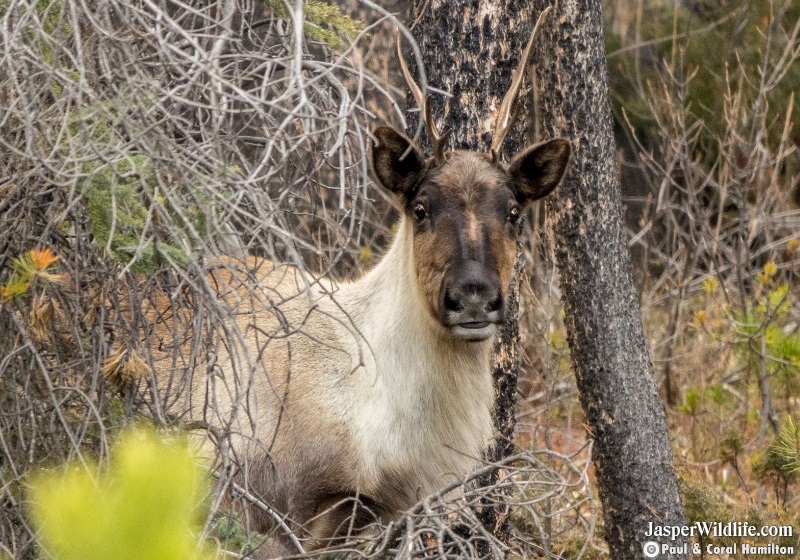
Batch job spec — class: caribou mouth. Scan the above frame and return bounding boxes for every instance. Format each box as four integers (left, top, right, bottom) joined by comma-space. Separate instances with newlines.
450, 322, 496, 341
458, 321, 490, 329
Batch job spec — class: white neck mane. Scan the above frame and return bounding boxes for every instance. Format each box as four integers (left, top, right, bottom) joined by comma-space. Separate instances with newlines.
336, 216, 496, 494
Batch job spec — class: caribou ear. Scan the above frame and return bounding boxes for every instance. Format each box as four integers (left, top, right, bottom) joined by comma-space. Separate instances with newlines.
508, 138, 571, 204
370, 127, 426, 198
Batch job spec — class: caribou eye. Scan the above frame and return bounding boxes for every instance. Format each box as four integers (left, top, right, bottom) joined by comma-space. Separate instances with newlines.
508, 206, 521, 224
413, 202, 427, 221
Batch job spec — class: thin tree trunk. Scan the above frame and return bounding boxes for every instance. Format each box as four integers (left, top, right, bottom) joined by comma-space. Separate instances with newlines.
409, 0, 534, 547
529, 1, 688, 558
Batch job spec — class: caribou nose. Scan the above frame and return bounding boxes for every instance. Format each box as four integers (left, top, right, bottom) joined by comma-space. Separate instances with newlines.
441, 262, 504, 337
443, 282, 501, 316
485, 292, 503, 313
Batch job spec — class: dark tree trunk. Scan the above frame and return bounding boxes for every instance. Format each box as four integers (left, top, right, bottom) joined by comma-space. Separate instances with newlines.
529, 1, 688, 558
409, 0, 535, 547
410, 0, 534, 157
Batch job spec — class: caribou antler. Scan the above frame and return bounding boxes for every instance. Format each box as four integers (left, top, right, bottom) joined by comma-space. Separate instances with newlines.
395, 31, 452, 164
490, 6, 552, 161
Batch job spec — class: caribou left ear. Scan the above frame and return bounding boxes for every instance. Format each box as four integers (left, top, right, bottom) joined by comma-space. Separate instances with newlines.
370, 126, 426, 199
508, 138, 571, 204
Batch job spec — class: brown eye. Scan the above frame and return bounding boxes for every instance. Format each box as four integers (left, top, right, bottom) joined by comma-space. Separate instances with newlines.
413, 202, 427, 221
508, 206, 520, 224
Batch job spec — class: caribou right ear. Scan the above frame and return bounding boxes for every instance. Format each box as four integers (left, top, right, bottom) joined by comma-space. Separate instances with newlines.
509, 138, 571, 204
370, 127, 426, 198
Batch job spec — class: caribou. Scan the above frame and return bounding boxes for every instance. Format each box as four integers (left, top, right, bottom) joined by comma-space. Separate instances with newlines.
144, 22, 570, 558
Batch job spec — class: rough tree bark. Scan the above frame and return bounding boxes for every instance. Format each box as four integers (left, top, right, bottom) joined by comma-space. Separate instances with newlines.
409, 0, 537, 546
529, 1, 689, 558
410, 0, 534, 156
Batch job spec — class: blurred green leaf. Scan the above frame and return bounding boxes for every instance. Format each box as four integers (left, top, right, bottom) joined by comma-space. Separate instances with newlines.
29, 428, 213, 560
679, 387, 703, 415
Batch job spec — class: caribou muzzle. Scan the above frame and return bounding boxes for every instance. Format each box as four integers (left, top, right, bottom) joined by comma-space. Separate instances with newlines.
440, 261, 504, 341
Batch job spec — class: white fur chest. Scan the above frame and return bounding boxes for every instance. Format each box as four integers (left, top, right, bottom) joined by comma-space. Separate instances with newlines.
346, 325, 495, 500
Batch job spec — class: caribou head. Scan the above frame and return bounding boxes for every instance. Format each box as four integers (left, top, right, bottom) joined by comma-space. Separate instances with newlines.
370, 21, 570, 341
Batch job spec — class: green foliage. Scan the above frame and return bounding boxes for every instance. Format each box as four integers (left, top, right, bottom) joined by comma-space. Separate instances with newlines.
704, 383, 731, 407
546, 327, 574, 379
4, 2, 214, 278
29, 428, 213, 560
83, 156, 153, 271
719, 431, 744, 465
679, 387, 703, 416
62, 97, 211, 274
1, 0, 73, 63
679, 470, 728, 547
265, 0, 361, 49
82, 156, 200, 273
209, 510, 270, 553
731, 264, 800, 401
607, 0, 800, 157
33, 0, 68, 35
66, 104, 115, 144
753, 417, 800, 509
681, 468, 800, 554
210, 512, 250, 550
679, 256, 800, 510
753, 452, 796, 506
772, 417, 800, 475
680, 471, 797, 551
